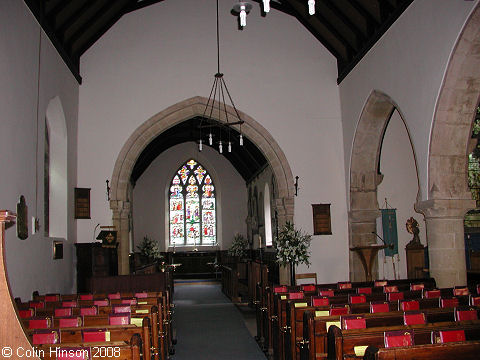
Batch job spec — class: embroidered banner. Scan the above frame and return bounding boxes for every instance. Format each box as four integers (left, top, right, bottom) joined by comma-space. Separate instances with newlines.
381, 209, 398, 256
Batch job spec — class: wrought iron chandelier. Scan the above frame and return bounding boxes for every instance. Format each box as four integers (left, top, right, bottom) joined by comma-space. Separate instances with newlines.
199, 0, 245, 154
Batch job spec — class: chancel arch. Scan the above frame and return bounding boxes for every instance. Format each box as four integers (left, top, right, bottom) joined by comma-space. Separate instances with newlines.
110, 96, 295, 274
349, 91, 420, 282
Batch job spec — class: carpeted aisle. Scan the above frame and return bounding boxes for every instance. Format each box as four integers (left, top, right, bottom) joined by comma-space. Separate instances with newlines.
172, 283, 267, 360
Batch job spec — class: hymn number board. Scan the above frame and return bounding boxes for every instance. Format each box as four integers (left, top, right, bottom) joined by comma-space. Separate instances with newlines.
75, 188, 91, 219
312, 204, 332, 235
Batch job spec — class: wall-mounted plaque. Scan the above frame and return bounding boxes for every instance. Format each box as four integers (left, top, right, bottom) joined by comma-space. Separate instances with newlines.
312, 204, 332, 235
75, 188, 91, 219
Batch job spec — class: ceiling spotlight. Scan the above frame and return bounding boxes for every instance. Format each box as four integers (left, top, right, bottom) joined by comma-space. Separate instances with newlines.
233, 1, 253, 27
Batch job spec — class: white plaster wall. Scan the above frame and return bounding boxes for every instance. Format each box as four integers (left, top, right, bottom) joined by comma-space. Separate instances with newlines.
0, 1, 79, 301
132, 142, 247, 251
78, 0, 349, 282
376, 111, 427, 280
340, 0, 479, 202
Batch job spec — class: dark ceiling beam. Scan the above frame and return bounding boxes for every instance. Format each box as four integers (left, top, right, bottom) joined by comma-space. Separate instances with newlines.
337, 0, 414, 83
313, 8, 357, 55
23, 0, 82, 83
348, 0, 379, 37
378, 0, 395, 23
125, 0, 166, 14
45, 0, 72, 18
70, 1, 133, 57
322, 0, 367, 45
56, 1, 100, 39
279, 0, 346, 61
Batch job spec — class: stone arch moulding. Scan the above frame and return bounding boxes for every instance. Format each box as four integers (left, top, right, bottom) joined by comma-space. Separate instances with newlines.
110, 96, 295, 274
349, 90, 419, 282
417, 3, 480, 287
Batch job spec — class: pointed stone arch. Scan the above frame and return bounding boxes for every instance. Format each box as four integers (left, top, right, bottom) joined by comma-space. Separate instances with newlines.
416, 4, 480, 287
110, 96, 295, 273
349, 90, 418, 281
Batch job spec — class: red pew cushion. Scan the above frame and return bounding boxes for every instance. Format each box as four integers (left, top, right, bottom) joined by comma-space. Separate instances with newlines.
18, 309, 34, 318
349, 294, 366, 304
135, 292, 148, 298
58, 316, 82, 328
410, 283, 425, 291
112, 304, 131, 313
374, 280, 387, 287
79, 294, 93, 301
274, 286, 288, 293
55, 308, 73, 317
108, 292, 121, 300
28, 317, 51, 329
108, 313, 130, 325
318, 289, 334, 297
432, 329, 466, 343
80, 306, 98, 316
83, 329, 109, 342
330, 305, 350, 316
357, 287, 372, 295
384, 285, 398, 293
440, 297, 459, 308
94, 299, 109, 307
388, 292, 404, 301
453, 287, 469, 296
470, 295, 480, 306
28, 301, 45, 309
311, 297, 329, 307
301, 284, 316, 292
370, 302, 389, 313
338, 282, 352, 289
403, 312, 426, 325
32, 329, 60, 345
44, 294, 60, 302
62, 300, 78, 308
400, 300, 419, 311
384, 330, 414, 347
341, 315, 366, 330
455, 308, 478, 321
288, 292, 304, 300
423, 289, 441, 299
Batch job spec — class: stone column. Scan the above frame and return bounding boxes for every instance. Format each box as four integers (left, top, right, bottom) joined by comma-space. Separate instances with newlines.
416, 199, 475, 288
349, 171, 383, 282
111, 200, 131, 275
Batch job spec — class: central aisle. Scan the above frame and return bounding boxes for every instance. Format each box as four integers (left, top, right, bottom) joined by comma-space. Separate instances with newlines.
172, 282, 267, 360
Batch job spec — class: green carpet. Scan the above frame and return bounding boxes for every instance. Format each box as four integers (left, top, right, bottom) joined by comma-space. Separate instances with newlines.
172, 283, 267, 360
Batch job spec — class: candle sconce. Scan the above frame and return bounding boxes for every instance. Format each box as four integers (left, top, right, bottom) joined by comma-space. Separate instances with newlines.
294, 176, 299, 196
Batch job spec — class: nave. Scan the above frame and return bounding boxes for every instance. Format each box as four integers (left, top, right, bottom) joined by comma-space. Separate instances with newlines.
172, 281, 266, 360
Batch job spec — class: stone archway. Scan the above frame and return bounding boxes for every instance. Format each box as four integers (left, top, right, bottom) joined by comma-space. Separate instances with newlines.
110, 96, 295, 274
349, 91, 414, 281
416, 4, 480, 287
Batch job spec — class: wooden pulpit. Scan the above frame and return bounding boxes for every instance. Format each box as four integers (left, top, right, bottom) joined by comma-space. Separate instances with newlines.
350, 244, 388, 281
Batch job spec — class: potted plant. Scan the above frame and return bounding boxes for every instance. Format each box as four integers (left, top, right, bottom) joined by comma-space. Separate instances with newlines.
137, 236, 162, 264
228, 233, 249, 260
274, 221, 312, 285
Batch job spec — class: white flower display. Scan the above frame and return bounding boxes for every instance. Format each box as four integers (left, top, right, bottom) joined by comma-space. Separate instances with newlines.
274, 221, 312, 267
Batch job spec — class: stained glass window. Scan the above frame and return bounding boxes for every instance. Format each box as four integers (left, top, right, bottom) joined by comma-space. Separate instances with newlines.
169, 159, 216, 246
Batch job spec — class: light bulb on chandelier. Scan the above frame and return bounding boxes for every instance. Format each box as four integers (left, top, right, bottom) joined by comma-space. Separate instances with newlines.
219, 141, 223, 154
308, 0, 315, 15
233, 1, 252, 28
263, 0, 270, 13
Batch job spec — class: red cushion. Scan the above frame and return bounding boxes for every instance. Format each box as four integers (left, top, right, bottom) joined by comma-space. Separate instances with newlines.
375, 280, 388, 287
62, 300, 78, 308
312, 297, 329, 307
108, 292, 121, 300
370, 302, 389, 313
440, 297, 459, 308
55, 308, 73, 317
83, 329, 107, 342
388, 292, 404, 301
79, 294, 93, 301
330, 306, 349, 316
384, 285, 398, 293
29, 301, 45, 309
338, 282, 352, 289
94, 299, 109, 307
403, 312, 425, 325
471, 295, 480, 306
121, 298, 137, 305
424, 289, 441, 299
57, 347, 90, 360
357, 287, 372, 295
59, 317, 82, 328
410, 283, 425, 291
112, 304, 131, 313
302, 284, 316, 292
349, 295, 366, 304
135, 292, 148, 298
109, 313, 130, 325
32, 330, 59, 345
400, 300, 419, 311
274, 286, 288, 293
18, 309, 34, 318
341, 316, 366, 330
44, 294, 60, 302
434, 330, 466, 343
453, 287, 469, 296
318, 289, 334, 297
288, 292, 304, 300
28, 317, 51, 329
455, 308, 478, 321
384, 330, 414, 348
80, 306, 98, 316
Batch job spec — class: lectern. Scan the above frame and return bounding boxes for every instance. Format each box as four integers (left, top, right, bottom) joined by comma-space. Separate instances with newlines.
350, 244, 388, 281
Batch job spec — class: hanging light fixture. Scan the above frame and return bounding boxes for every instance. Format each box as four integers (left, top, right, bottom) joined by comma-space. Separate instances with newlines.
199, 0, 245, 153
232, 1, 253, 28
263, 0, 270, 13
308, 0, 315, 15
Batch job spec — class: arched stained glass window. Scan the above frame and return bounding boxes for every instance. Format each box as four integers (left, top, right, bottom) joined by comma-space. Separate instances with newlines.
169, 159, 216, 246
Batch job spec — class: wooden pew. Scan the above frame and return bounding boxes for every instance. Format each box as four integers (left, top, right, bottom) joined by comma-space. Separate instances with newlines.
363, 340, 480, 360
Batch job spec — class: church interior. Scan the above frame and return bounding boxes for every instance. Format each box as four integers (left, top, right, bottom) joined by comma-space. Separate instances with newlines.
1, 0, 480, 359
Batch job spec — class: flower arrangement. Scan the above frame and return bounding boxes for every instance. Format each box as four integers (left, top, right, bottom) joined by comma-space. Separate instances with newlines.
137, 236, 162, 261
228, 233, 249, 258
274, 221, 312, 267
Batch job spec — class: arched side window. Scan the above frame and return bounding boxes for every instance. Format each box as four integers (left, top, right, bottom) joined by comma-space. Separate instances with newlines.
169, 159, 216, 246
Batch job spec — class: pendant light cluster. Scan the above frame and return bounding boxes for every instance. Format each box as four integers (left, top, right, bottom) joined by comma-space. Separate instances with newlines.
199, 0, 245, 154
233, 0, 316, 27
